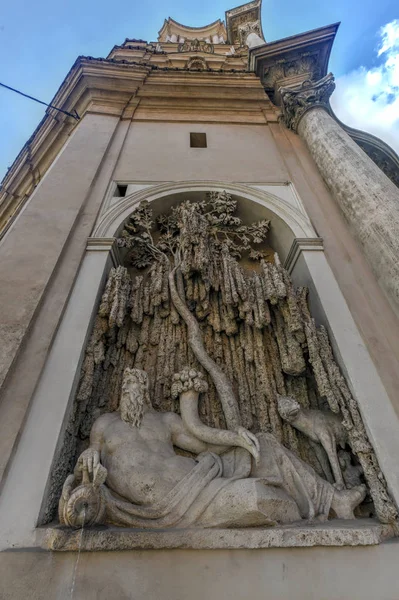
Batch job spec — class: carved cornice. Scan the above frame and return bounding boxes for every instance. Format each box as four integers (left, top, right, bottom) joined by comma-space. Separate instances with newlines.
280, 73, 335, 132
86, 237, 121, 266
250, 23, 339, 105
284, 237, 324, 273
0, 59, 269, 238
158, 17, 226, 43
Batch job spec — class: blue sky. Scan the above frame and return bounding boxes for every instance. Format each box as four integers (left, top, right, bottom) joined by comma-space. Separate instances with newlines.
0, 0, 398, 180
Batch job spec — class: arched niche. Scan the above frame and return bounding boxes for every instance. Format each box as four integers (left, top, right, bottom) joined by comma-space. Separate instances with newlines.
93, 180, 316, 264
2, 181, 399, 550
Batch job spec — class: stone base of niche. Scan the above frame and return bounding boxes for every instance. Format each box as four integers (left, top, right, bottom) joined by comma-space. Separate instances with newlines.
44, 519, 396, 552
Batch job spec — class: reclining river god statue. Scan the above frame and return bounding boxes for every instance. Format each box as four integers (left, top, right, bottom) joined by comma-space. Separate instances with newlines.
59, 367, 366, 529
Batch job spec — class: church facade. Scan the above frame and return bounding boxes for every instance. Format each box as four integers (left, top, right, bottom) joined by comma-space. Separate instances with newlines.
1, 2, 399, 598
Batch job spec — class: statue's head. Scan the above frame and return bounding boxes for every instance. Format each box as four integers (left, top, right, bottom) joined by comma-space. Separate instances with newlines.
277, 395, 300, 422
120, 368, 152, 427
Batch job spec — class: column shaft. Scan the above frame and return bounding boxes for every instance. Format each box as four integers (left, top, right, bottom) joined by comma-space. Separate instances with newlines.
298, 106, 399, 314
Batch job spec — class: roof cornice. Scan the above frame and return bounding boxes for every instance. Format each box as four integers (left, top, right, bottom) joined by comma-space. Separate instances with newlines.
0, 57, 151, 236
249, 22, 339, 104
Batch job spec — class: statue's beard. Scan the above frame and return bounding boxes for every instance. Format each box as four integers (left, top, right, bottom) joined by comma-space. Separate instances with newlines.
120, 391, 145, 428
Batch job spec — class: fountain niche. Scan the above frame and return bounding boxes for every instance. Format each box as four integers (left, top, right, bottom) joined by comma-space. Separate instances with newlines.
47, 191, 396, 535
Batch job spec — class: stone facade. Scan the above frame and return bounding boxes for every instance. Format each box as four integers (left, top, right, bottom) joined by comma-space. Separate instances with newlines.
1, 2, 399, 599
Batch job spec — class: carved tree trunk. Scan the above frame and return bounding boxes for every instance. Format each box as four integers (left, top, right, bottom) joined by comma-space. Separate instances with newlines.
169, 267, 241, 431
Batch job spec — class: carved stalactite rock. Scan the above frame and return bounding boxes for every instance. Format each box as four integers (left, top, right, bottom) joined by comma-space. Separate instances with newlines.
45, 193, 397, 525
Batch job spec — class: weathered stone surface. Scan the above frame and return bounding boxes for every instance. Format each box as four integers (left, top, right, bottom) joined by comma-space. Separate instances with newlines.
277, 395, 348, 489
56, 196, 395, 531
3, 541, 399, 600
45, 519, 395, 551
0, 114, 119, 397
297, 105, 399, 316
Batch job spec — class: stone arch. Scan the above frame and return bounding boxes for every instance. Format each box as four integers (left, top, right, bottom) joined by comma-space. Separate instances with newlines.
186, 56, 208, 71
93, 180, 317, 262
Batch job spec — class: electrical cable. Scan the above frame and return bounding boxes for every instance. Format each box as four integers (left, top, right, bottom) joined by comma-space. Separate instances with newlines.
0, 81, 80, 120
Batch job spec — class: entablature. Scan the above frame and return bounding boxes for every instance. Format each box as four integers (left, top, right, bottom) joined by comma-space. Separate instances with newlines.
0, 56, 276, 238
250, 22, 339, 104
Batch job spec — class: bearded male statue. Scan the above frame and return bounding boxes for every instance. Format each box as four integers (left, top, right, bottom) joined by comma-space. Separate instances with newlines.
59, 367, 366, 529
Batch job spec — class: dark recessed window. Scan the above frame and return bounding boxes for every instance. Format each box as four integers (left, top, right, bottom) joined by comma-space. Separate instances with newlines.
115, 184, 128, 197
190, 132, 207, 148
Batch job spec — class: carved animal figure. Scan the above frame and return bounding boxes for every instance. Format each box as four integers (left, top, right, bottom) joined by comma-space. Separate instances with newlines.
338, 450, 364, 490
277, 395, 348, 490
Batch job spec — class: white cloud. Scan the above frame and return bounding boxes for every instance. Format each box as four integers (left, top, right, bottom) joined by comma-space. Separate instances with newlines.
330, 19, 399, 154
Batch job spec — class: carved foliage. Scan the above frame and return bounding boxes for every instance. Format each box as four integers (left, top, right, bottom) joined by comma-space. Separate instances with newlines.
237, 20, 262, 46
263, 54, 322, 91
280, 73, 336, 132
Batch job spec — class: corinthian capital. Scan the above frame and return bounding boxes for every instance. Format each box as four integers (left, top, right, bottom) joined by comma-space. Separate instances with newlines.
238, 20, 263, 47
279, 73, 336, 132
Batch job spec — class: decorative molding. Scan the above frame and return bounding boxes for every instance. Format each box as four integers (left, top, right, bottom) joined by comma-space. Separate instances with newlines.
250, 22, 339, 104
280, 73, 335, 132
284, 237, 324, 273
238, 20, 262, 45
86, 237, 121, 266
178, 39, 214, 54
186, 56, 209, 71
158, 17, 226, 44
92, 180, 316, 240
261, 54, 322, 102
45, 520, 394, 551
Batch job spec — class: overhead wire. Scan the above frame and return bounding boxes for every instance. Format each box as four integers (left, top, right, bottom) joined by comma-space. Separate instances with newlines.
0, 81, 80, 120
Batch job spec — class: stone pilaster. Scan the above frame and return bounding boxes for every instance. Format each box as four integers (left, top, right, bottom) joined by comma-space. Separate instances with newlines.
280, 74, 399, 316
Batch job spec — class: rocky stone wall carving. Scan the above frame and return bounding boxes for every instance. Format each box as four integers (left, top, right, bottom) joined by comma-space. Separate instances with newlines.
45, 192, 397, 525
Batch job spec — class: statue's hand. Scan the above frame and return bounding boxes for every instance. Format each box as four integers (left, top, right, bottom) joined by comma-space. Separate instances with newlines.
236, 427, 260, 464
77, 448, 100, 475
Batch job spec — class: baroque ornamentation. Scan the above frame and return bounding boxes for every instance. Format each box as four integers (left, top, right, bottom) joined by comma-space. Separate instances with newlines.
280, 73, 336, 132
263, 55, 321, 90
186, 57, 208, 71
178, 39, 214, 54
53, 192, 397, 530
237, 20, 262, 46
227, 5, 260, 45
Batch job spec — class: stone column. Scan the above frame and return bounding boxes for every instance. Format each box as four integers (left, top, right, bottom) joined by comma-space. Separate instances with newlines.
280, 74, 399, 316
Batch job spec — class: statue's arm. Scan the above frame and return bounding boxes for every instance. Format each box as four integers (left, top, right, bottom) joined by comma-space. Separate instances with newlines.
171, 369, 260, 462
179, 390, 260, 462
164, 413, 226, 455
76, 414, 108, 475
